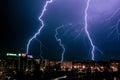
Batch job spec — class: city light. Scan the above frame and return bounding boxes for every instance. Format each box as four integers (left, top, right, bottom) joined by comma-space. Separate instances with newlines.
6, 53, 21, 57
6, 53, 17, 56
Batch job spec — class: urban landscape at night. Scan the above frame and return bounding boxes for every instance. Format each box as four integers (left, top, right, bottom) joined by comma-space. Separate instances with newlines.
1, 0, 120, 80
0, 53, 120, 80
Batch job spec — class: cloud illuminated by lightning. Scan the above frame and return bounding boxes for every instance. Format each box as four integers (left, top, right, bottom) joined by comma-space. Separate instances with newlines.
26, 0, 53, 54
55, 25, 65, 62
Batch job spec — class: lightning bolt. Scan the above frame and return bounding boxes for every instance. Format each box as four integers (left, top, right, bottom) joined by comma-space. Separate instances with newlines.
26, 0, 53, 54
84, 0, 95, 60
55, 25, 65, 62
110, 19, 120, 40
106, 8, 120, 21
84, 0, 103, 60
35, 39, 44, 59
106, 8, 120, 40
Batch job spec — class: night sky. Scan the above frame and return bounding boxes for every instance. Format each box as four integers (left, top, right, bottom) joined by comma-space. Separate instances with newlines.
1, 0, 120, 61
